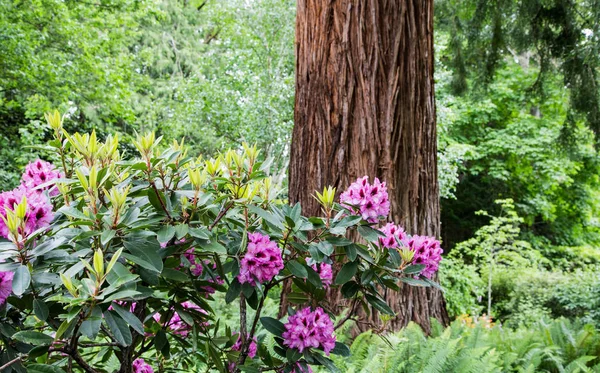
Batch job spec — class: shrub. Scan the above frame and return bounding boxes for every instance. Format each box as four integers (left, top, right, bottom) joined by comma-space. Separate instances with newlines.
0, 111, 444, 372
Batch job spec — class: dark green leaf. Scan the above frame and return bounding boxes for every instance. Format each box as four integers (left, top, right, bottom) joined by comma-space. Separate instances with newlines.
12, 331, 54, 346
26, 364, 66, 373
357, 225, 385, 243
111, 304, 144, 335
33, 299, 49, 321
287, 261, 308, 279
334, 261, 358, 285
365, 294, 395, 316
104, 311, 132, 346
331, 342, 351, 357
260, 317, 286, 337
286, 348, 302, 362
403, 264, 425, 275
225, 278, 242, 304
341, 281, 360, 298
123, 237, 163, 273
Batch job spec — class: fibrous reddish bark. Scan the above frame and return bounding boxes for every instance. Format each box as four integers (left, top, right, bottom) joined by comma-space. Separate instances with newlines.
283, 0, 449, 333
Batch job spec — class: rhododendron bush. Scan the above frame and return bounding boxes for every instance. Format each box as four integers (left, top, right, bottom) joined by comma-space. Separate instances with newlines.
0, 111, 442, 373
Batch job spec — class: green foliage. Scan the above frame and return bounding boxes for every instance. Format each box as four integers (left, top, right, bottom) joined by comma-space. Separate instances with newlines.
437, 55, 600, 249
0, 0, 296, 187
0, 115, 438, 372
327, 318, 600, 373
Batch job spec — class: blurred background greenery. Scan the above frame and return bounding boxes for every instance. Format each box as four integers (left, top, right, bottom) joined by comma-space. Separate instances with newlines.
2, 0, 600, 370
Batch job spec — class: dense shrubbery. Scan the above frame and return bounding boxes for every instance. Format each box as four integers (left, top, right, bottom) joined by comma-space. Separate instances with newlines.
329, 318, 600, 372
0, 112, 444, 372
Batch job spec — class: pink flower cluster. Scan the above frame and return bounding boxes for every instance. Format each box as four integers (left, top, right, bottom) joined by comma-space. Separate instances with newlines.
291, 362, 313, 373
311, 262, 333, 288
237, 232, 284, 285
340, 176, 390, 222
0, 160, 59, 239
232, 334, 258, 358
181, 249, 225, 293
22, 159, 62, 196
133, 358, 154, 373
379, 223, 408, 249
0, 271, 14, 306
405, 235, 443, 278
182, 248, 205, 276
282, 307, 336, 355
0, 186, 53, 239
154, 301, 208, 337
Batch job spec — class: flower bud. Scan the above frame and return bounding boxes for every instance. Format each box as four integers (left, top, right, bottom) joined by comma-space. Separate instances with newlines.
45, 110, 64, 136
204, 157, 222, 177
399, 247, 415, 264
314, 186, 336, 212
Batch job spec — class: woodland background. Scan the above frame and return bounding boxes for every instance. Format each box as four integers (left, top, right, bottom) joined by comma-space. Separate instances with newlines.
1, 0, 600, 371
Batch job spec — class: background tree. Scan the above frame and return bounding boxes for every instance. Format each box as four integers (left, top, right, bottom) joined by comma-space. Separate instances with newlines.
285, 0, 449, 332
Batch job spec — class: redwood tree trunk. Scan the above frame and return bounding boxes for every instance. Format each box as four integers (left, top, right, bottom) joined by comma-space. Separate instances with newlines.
283, 0, 449, 333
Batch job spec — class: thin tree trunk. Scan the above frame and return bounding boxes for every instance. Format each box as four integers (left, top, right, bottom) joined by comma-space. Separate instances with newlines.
282, 0, 449, 333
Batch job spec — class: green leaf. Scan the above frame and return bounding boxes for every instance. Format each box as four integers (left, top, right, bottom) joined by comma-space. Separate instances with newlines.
31, 237, 67, 257
399, 277, 429, 287
206, 341, 225, 372
331, 342, 351, 357
12, 265, 31, 296
161, 268, 188, 282
345, 245, 358, 261
287, 261, 308, 279
80, 307, 102, 340
286, 348, 302, 362
403, 264, 425, 275
316, 241, 334, 256
104, 311, 132, 346
123, 238, 163, 273
334, 261, 358, 285
103, 290, 141, 304
26, 364, 66, 373
28, 345, 50, 359
189, 227, 210, 239
101, 230, 117, 246
33, 299, 49, 321
200, 240, 227, 254
225, 278, 242, 304
157, 225, 176, 244
12, 331, 54, 346
357, 225, 385, 243
341, 281, 360, 298
248, 205, 284, 230
365, 294, 395, 316
112, 304, 144, 335
313, 353, 341, 373
260, 317, 286, 337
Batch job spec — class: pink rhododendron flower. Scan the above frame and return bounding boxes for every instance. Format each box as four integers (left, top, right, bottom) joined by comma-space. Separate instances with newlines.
180, 249, 224, 293
238, 232, 283, 285
232, 334, 258, 358
282, 307, 336, 355
311, 262, 333, 288
405, 235, 443, 278
182, 248, 204, 276
379, 223, 408, 249
132, 358, 154, 373
0, 271, 14, 306
339, 176, 390, 222
0, 186, 53, 239
291, 362, 313, 373
21, 159, 62, 196
153, 301, 209, 337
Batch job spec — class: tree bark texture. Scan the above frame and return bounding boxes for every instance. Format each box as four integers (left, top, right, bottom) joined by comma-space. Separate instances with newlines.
283, 0, 449, 333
